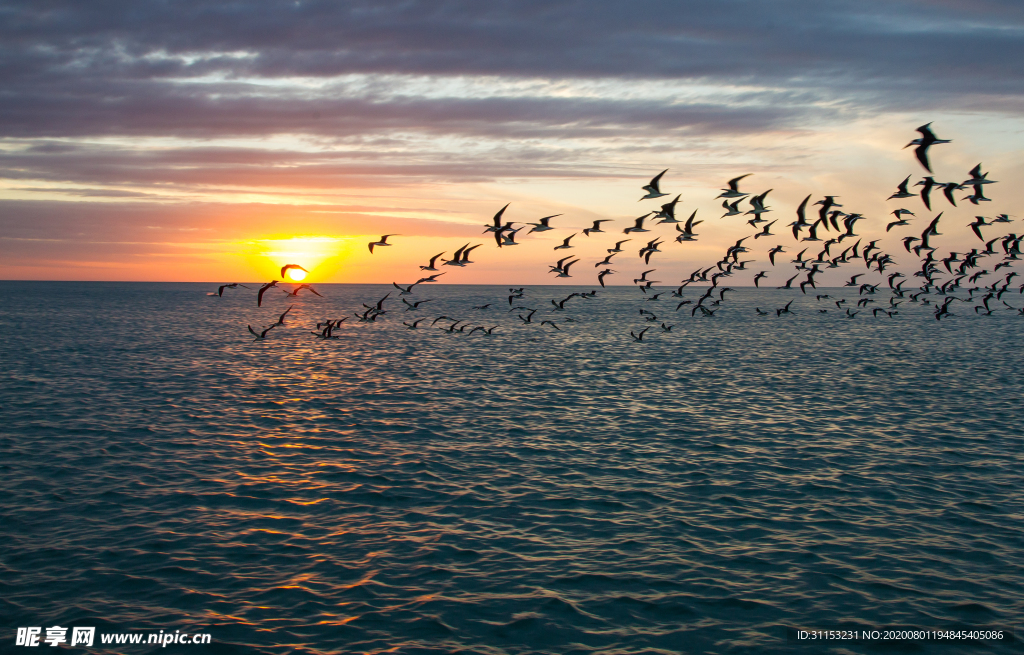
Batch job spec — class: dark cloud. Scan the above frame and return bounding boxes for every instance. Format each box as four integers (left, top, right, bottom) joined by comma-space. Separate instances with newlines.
11, 187, 164, 198
0, 0, 1020, 141
0, 87, 835, 140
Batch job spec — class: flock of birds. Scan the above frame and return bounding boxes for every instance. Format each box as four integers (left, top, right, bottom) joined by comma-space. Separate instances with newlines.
216, 124, 1022, 342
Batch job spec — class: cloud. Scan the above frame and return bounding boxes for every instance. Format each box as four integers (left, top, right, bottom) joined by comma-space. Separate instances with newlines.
1, 0, 1022, 282
0, 0, 1021, 141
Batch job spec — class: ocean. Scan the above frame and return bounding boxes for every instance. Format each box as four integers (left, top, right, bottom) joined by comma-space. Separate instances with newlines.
2, 281, 1022, 653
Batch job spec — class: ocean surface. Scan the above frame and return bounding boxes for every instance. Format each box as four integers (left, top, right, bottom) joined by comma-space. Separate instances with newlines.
1, 281, 1022, 654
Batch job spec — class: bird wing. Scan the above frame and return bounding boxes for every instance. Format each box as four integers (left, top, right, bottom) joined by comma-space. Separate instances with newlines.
492, 203, 510, 227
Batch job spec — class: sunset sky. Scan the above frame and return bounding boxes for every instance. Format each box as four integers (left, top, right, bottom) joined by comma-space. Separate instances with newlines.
1, 0, 1022, 285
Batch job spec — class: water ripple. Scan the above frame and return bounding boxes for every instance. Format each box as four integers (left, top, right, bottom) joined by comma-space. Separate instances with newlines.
1, 282, 1022, 653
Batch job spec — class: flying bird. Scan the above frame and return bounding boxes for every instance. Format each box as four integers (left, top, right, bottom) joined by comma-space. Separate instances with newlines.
216, 283, 249, 296
630, 327, 650, 342
717, 174, 751, 199
675, 211, 702, 242
281, 264, 307, 279
887, 209, 914, 232
248, 324, 276, 340
624, 214, 652, 234
905, 123, 951, 173
285, 284, 323, 297
554, 234, 578, 250
969, 216, 991, 241
888, 176, 915, 200
640, 170, 669, 200
420, 252, 445, 271
654, 196, 682, 223
482, 204, 511, 233
368, 235, 398, 253
257, 281, 278, 307
526, 214, 560, 234
721, 199, 743, 217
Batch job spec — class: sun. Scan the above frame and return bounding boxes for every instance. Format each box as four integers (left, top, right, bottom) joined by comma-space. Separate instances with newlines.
286, 267, 307, 282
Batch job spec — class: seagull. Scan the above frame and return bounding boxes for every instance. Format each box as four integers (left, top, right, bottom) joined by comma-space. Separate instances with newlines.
754, 219, 777, 239
312, 320, 344, 338
285, 284, 323, 297
630, 327, 650, 341
654, 195, 682, 223
403, 319, 426, 329
526, 214, 560, 234
553, 233, 577, 250
640, 239, 664, 264
887, 209, 915, 232
273, 306, 294, 326
746, 189, 772, 219
368, 235, 398, 253
549, 256, 575, 275
248, 324, 276, 340
281, 264, 308, 279
257, 281, 278, 307
402, 298, 433, 310
753, 271, 767, 287
801, 219, 822, 242
721, 199, 743, 217
623, 214, 652, 234
924, 212, 943, 237
963, 163, 996, 188
916, 176, 937, 210
583, 220, 612, 236
791, 195, 812, 239
459, 244, 482, 264
768, 245, 785, 266
940, 181, 963, 207
608, 239, 632, 252
969, 216, 991, 241
634, 270, 656, 284
416, 272, 446, 283
482, 204, 511, 233
717, 174, 751, 199
499, 227, 524, 246
215, 283, 250, 296
553, 259, 579, 278
419, 252, 445, 271
441, 244, 469, 267
905, 123, 951, 173
640, 170, 669, 200
888, 176, 916, 200
597, 269, 615, 287
675, 211, 702, 242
